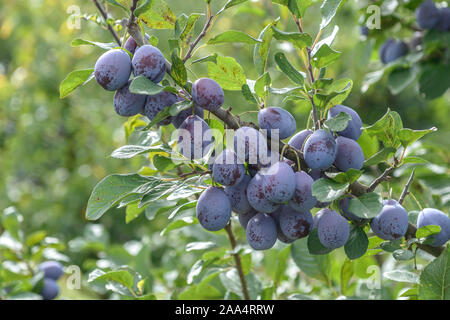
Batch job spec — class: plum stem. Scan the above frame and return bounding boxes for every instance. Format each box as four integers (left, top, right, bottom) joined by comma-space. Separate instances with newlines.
91, 0, 122, 46
398, 169, 415, 205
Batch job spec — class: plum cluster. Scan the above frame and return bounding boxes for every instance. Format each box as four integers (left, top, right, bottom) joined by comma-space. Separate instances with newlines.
38, 261, 63, 300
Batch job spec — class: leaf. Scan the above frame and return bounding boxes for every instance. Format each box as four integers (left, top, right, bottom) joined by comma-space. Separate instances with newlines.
110, 145, 165, 159
388, 67, 418, 95
207, 56, 246, 91
324, 111, 352, 132
254, 20, 277, 75
344, 226, 368, 260
311, 25, 339, 56
168, 200, 197, 219
311, 44, 341, 69
347, 193, 383, 219
171, 50, 187, 86
208, 31, 261, 45
320, 0, 343, 30
419, 247, 450, 300
365, 109, 403, 148
364, 147, 396, 166
416, 225, 441, 239
311, 178, 349, 202
254, 72, 271, 98
241, 84, 257, 103
219, 269, 262, 299
384, 270, 419, 284
169, 100, 193, 117
323, 78, 353, 110
307, 228, 333, 255
223, 0, 249, 10
340, 259, 353, 295
398, 127, 437, 148
287, 0, 312, 18
291, 238, 330, 280
393, 249, 415, 261
186, 241, 216, 252
418, 65, 450, 100
88, 269, 135, 289
271, 26, 312, 49
141, 108, 171, 130
71, 39, 117, 50
129, 75, 164, 95
161, 217, 197, 235
179, 13, 202, 46
59, 69, 94, 98
274, 52, 304, 85
192, 53, 218, 65
135, 0, 176, 29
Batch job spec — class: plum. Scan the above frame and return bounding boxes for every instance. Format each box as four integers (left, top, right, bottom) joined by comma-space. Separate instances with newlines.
278, 205, 313, 240
339, 197, 362, 221
312, 209, 326, 229
196, 187, 231, 231
177, 115, 213, 160
303, 129, 337, 170
317, 209, 350, 249
289, 171, 317, 212
39, 261, 64, 281
124, 33, 151, 54
172, 105, 204, 128
262, 161, 296, 203
360, 26, 369, 37
436, 7, 450, 31
94, 49, 131, 91
271, 206, 295, 244
258, 107, 296, 139
246, 213, 278, 250
41, 278, 59, 300
132, 45, 166, 83
144, 91, 178, 125
379, 39, 408, 64
327, 105, 363, 141
334, 136, 365, 172
234, 126, 267, 165
225, 175, 252, 214
212, 149, 245, 187
288, 129, 313, 151
417, 208, 450, 247
192, 78, 224, 111
113, 80, 146, 117
370, 199, 408, 240
238, 208, 258, 229
415, 0, 441, 30
247, 173, 280, 213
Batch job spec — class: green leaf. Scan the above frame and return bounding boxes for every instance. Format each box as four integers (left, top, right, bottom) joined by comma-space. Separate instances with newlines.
347, 193, 383, 219
192, 53, 218, 65
88, 269, 135, 289
291, 238, 331, 280
223, 0, 249, 10
365, 109, 403, 148
241, 84, 257, 103
311, 44, 341, 69
59, 69, 94, 98
135, 0, 176, 29
207, 56, 246, 91
186, 241, 216, 252
129, 75, 164, 95
324, 111, 352, 132
111, 145, 165, 159
311, 178, 349, 202
71, 39, 117, 50
254, 20, 277, 75
340, 259, 353, 295
419, 247, 450, 300
141, 108, 171, 130
416, 225, 441, 239
418, 65, 450, 100
254, 72, 271, 98
271, 26, 312, 49
388, 67, 418, 95
169, 100, 193, 117
208, 30, 261, 45
274, 52, 304, 85
320, 0, 343, 30
161, 217, 197, 235
168, 200, 197, 219
307, 228, 333, 255
323, 78, 353, 110
364, 147, 396, 166
219, 269, 262, 299
398, 127, 437, 148
344, 226, 368, 260
384, 270, 419, 284
171, 50, 187, 86
392, 249, 415, 261
179, 13, 202, 46
152, 154, 175, 172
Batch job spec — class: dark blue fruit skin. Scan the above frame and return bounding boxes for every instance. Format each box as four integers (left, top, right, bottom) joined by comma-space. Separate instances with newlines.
279, 205, 313, 240
196, 187, 231, 231
370, 199, 408, 240
317, 209, 350, 249
247, 173, 280, 213
246, 213, 278, 250
271, 206, 295, 244
177, 115, 213, 160
192, 78, 224, 111
379, 39, 396, 64
288, 129, 313, 152
144, 91, 178, 125
238, 208, 258, 229
327, 105, 363, 141
258, 107, 296, 139
415, 0, 441, 30
289, 171, 317, 212
304, 129, 337, 170
379, 39, 408, 64
225, 175, 252, 214
132, 45, 166, 83
41, 278, 59, 300
213, 149, 245, 187
124, 34, 151, 54
172, 106, 204, 128
360, 26, 369, 37
258, 149, 280, 169
113, 81, 146, 117
417, 208, 450, 247
436, 7, 450, 31
312, 209, 326, 229
39, 261, 64, 281
234, 126, 267, 164
334, 136, 365, 172
94, 49, 131, 91
262, 161, 296, 203
339, 197, 362, 222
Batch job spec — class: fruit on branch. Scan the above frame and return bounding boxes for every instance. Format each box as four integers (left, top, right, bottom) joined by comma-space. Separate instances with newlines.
436, 7, 450, 31
172, 105, 204, 128
327, 105, 363, 141
196, 186, 231, 231
247, 173, 280, 213
212, 149, 245, 186
288, 129, 313, 151
289, 171, 317, 212
238, 208, 257, 229
339, 197, 362, 222
417, 208, 450, 247
271, 207, 295, 244
177, 115, 213, 160
192, 78, 225, 111
303, 129, 337, 170
334, 136, 365, 172
279, 206, 313, 240
415, 0, 441, 30
257, 107, 296, 139
262, 161, 296, 203
39, 261, 63, 281
41, 278, 59, 300
94, 49, 131, 91
113, 80, 146, 117
234, 126, 267, 164
312, 210, 326, 229
246, 213, 278, 250
124, 34, 151, 54
132, 45, 166, 83
379, 39, 408, 64
317, 209, 350, 249
370, 199, 408, 240
144, 91, 178, 125
225, 175, 252, 214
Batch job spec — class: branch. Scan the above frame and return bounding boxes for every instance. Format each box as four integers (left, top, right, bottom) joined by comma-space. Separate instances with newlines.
367, 166, 395, 192
224, 223, 250, 300
398, 169, 415, 205
183, 4, 214, 63
92, 0, 122, 46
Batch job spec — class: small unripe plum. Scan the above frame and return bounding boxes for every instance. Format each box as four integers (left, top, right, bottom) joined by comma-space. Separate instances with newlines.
278, 205, 313, 240
94, 49, 131, 91
417, 208, 450, 247
247, 173, 280, 213
144, 91, 178, 125
317, 209, 350, 249
196, 187, 231, 231
172, 106, 204, 128
132, 45, 166, 83
192, 78, 224, 111
113, 81, 146, 117
177, 115, 213, 160
213, 149, 245, 187
258, 107, 296, 139
415, 0, 440, 30
263, 161, 296, 203
334, 136, 365, 172
39, 261, 64, 281
234, 126, 267, 164
339, 197, 362, 221
225, 175, 252, 214
288, 129, 313, 151
370, 199, 408, 240
246, 213, 278, 250
41, 278, 59, 300
327, 105, 363, 141
304, 129, 337, 170
289, 171, 317, 212
238, 208, 258, 229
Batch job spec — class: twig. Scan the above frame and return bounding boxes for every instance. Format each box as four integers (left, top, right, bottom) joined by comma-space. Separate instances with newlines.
224, 223, 250, 300
91, 0, 122, 46
183, 3, 214, 63
367, 166, 395, 193
398, 169, 415, 205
